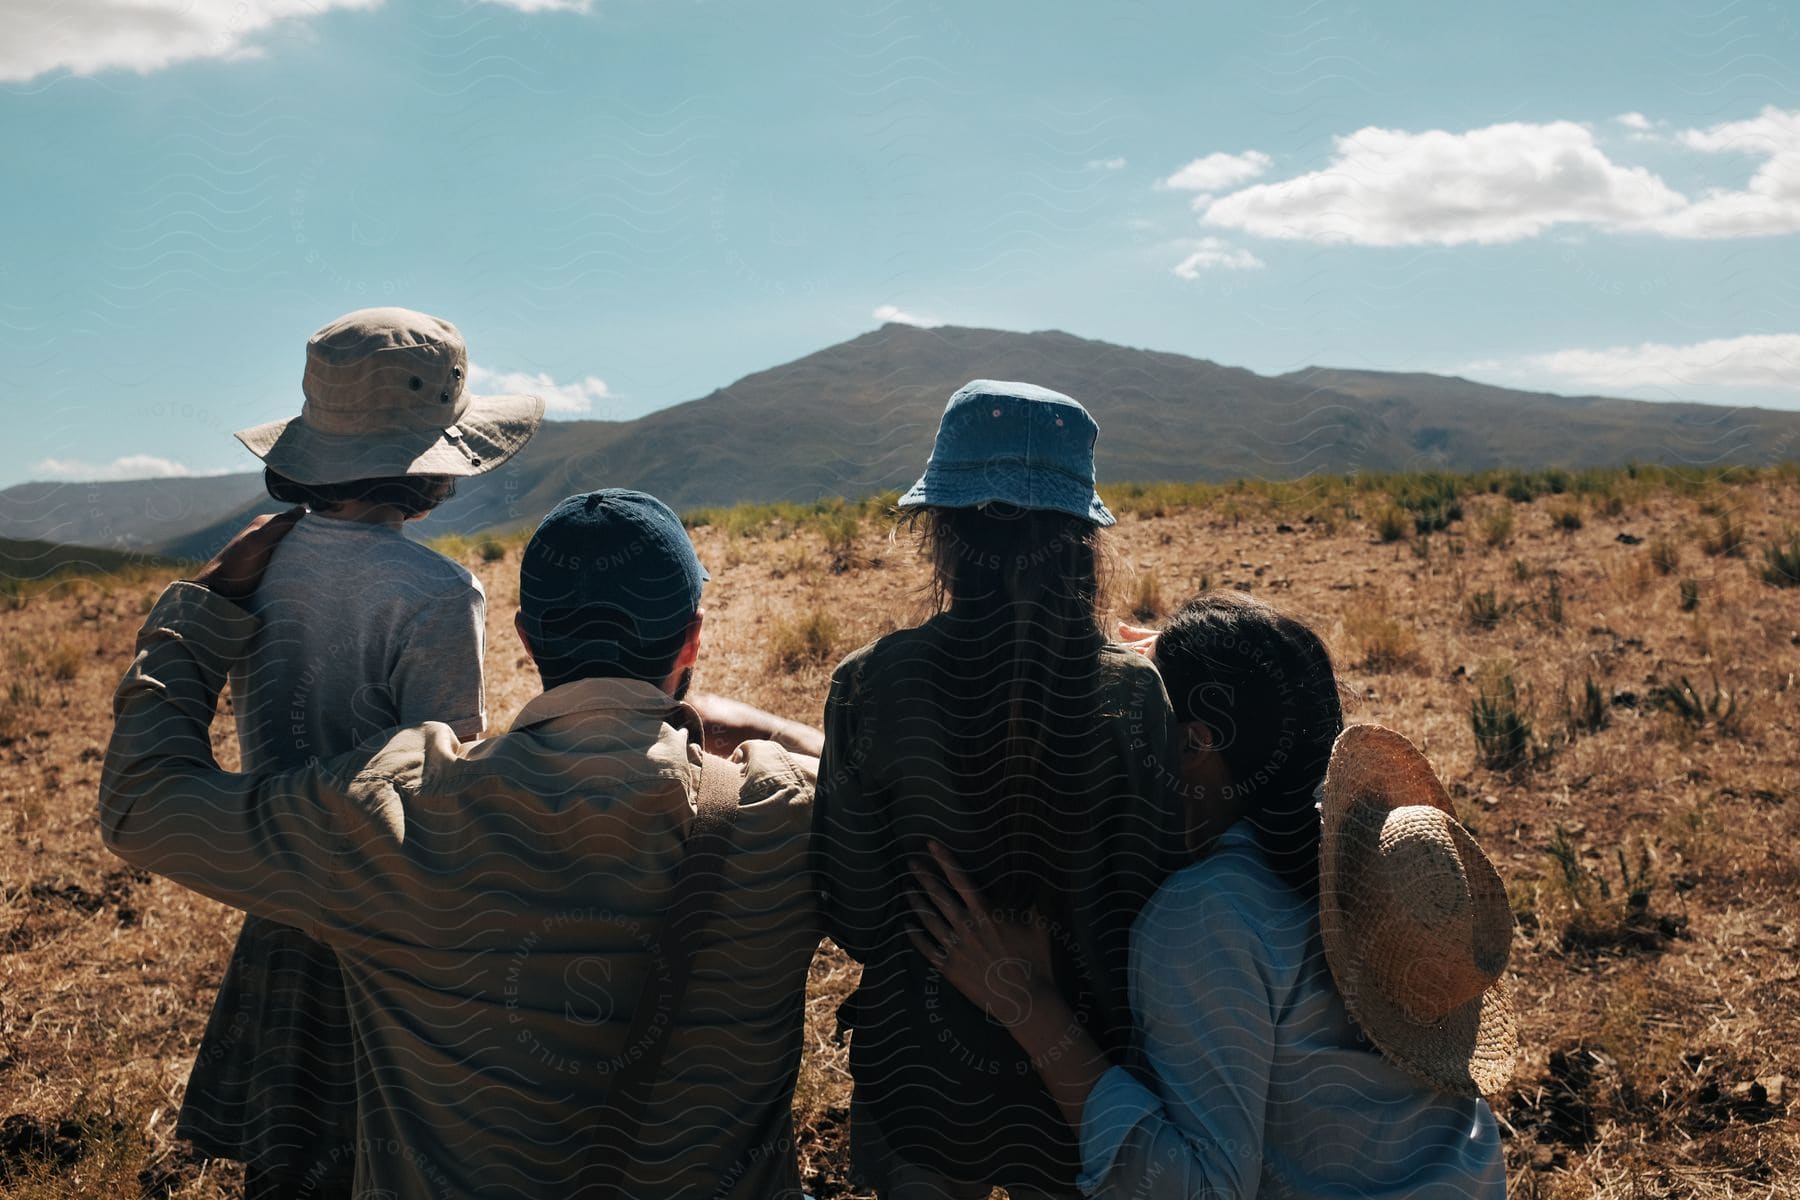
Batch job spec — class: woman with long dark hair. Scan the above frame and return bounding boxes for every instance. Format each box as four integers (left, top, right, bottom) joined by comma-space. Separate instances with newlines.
908, 592, 1511, 1198
812, 380, 1187, 1198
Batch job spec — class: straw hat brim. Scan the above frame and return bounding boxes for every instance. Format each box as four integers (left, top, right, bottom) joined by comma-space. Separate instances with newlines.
1317, 724, 1519, 1099
234, 391, 544, 485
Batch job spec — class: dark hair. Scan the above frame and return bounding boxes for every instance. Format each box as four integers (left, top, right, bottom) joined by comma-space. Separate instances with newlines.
909, 503, 1109, 909
264, 467, 456, 519
529, 604, 693, 690
1152, 591, 1343, 896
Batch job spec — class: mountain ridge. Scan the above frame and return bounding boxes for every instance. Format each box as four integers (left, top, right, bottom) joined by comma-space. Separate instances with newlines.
5, 322, 1798, 559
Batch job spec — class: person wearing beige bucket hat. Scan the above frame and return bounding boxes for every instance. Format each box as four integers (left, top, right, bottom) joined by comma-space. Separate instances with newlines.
174, 308, 544, 1200
235, 306, 544, 484
907, 591, 1508, 1198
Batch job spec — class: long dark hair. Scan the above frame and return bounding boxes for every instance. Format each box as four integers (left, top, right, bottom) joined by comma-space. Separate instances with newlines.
1152, 591, 1342, 896
265, 467, 455, 519
909, 503, 1109, 909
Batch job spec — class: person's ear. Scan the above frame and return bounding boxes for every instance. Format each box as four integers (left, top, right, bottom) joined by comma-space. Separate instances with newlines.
674, 608, 704, 671
514, 611, 537, 667
1178, 719, 1216, 755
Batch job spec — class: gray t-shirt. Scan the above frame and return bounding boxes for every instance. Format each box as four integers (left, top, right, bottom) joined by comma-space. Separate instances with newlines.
229, 512, 486, 773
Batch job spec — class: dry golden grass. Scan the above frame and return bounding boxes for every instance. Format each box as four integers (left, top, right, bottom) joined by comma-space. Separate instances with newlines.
1, 471, 1796, 1197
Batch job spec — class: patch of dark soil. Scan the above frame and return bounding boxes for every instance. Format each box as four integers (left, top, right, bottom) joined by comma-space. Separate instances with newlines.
797, 1102, 869, 1199
137, 1139, 214, 1199
0, 1112, 120, 1183
1560, 901, 1689, 956
1510, 1044, 1790, 1166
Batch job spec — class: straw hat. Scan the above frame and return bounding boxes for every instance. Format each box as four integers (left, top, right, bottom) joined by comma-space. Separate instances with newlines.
235, 307, 544, 485
1318, 724, 1517, 1098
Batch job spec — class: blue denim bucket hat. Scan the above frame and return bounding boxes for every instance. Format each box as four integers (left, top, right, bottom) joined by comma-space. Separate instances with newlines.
898, 380, 1115, 526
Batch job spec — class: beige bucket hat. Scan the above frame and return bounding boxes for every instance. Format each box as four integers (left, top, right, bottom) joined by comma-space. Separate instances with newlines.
234, 307, 545, 485
1318, 724, 1518, 1099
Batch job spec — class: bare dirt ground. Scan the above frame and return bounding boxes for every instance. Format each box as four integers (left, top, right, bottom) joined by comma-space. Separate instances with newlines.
1, 472, 1796, 1198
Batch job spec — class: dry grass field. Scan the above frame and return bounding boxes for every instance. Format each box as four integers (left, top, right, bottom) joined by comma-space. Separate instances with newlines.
1, 465, 1797, 1198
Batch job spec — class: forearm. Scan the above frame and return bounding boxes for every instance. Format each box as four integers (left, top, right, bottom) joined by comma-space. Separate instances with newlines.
1008, 989, 1112, 1135
101, 583, 251, 854
99, 583, 331, 932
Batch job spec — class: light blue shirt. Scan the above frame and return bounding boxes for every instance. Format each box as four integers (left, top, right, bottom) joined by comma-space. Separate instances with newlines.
1077, 824, 1507, 1199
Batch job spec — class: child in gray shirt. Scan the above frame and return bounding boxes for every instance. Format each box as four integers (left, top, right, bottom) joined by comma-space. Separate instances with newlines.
179, 307, 543, 1200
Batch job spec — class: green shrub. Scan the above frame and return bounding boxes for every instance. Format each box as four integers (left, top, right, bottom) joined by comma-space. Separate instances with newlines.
1392, 474, 1463, 534
766, 608, 843, 673
1762, 531, 1800, 588
1679, 578, 1700, 612
43, 639, 84, 683
1648, 537, 1679, 575
1503, 473, 1537, 504
1481, 506, 1514, 548
1343, 607, 1423, 674
1701, 510, 1746, 558
1569, 675, 1609, 735
1550, 504, 1583, 531
1472, 663, 1533, 771
1541, 573, 1565, 626
476, 536, 506, 563
1464, 589, 1504, 630
818, 507, 862, 572
1646, 672, 1739, 732
1129, 570, 1164, 622
1374, 506, 1408, 543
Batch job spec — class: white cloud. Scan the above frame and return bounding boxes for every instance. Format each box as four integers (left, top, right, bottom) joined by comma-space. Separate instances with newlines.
1085, 157, 1128, 172
1171, 238, 1265, 277
1161, 150, 1271, 195
1182, 109, 1800, 248
1474, 332, 1800, 392
0, 0, 586, 82
30, 454, 232, 482
873, 304, 944, 329
468, 364, 610, 415
0, 0, 382, 83
1653, 106, 1800, 238
1198, 121, 1685, 246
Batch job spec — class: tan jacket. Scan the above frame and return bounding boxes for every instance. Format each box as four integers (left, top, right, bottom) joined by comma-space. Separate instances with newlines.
102, 583, 820, 1200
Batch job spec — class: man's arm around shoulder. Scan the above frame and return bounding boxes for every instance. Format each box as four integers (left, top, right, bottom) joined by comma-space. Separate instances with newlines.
100, 580, 355, 937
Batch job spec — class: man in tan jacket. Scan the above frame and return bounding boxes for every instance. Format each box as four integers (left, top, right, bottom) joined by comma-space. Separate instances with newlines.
100, 490, 820, 1200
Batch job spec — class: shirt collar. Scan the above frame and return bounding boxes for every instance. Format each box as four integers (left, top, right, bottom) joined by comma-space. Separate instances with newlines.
1217, 820, 1261, 850
510, 675, 701, 738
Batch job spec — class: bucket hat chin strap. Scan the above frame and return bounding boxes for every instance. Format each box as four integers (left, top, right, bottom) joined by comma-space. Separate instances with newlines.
583, 748, 742, 1198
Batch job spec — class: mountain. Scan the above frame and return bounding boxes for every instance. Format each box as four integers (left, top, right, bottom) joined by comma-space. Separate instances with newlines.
0, 536, 176, 583
0, 474, 264, 552
6, 323, 1800, 560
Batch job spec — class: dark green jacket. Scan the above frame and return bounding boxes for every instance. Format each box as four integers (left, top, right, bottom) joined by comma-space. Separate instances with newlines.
812, 616, 1186, 1192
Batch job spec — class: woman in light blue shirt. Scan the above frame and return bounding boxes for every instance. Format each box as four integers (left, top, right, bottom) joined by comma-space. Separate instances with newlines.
908, 591, 1509, 1198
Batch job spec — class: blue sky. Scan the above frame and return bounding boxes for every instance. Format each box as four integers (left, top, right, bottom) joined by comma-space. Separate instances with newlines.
2, 0, 1798, 486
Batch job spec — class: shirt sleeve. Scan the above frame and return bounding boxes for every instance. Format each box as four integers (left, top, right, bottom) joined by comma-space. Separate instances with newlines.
391, 579, 487, 738
1077, 883, 1277, 1199
810, 652, 885, 962
99, 583, 350, 938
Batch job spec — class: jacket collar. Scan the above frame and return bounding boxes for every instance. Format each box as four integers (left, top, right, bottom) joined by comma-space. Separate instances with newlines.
510, 675, 702, 739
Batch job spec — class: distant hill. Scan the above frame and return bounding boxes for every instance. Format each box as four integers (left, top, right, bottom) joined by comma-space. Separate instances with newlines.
0, 536, 174, 583
6, 323, 1800, 560
0, 474, 263, 552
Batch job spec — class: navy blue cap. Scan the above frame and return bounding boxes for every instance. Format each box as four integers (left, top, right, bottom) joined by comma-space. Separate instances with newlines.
898, 380, 1114, 526
518, 489, 709, 667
